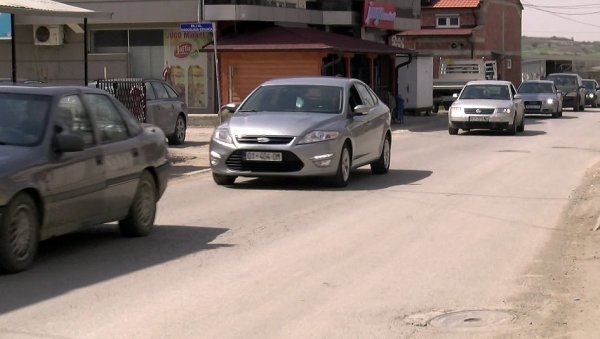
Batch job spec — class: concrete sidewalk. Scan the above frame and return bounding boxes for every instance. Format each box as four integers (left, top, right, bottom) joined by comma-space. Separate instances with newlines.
169, 113, 448, 179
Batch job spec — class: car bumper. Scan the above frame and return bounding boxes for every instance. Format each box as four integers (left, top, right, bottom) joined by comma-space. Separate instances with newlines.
523, 101, 558, 114
209, 140, 344, 178
449, 111, 514, 130
155, 160, 170, 199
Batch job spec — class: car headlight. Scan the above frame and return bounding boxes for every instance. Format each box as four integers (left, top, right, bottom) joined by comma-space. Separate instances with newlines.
298, 131, 339, 144
212, 127, 233, 145
588, 93, 595, 99
449, 107, 463, 115
497, 107, 512, 114
546, 98, 554, 105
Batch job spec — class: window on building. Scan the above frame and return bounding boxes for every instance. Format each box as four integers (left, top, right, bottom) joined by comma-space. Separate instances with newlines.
436, 15, 460, 28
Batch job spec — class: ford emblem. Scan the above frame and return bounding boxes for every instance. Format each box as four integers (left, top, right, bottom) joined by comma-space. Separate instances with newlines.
475, 108, 482, 114
257, 137, 270, 143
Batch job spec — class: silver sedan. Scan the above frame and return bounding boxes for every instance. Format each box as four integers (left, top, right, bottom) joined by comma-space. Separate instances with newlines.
209, 77, 392, 187
517, 80, 563, 118
448, 80, 525, 135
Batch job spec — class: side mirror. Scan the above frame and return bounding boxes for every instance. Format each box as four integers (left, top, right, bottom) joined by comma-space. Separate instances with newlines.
220, 103, 238, 114
55, 132, 85, 153
452, 93, 459, 99
353, 104, 370, 115
514, 94, 522, 100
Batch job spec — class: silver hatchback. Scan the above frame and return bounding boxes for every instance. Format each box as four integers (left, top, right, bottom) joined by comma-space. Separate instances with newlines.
209, 77, 392, 187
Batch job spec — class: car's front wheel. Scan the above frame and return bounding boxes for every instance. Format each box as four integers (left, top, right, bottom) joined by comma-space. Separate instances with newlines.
517, 115, 525, 132
371, 135, 391, 174
169, 114, 186, 145
507, 117, 517, 135
213, 173, 236, 185
0, 193, 39, 273
448, 124, 459, 135
330, 144, 351, 187
119, 171, 157, 237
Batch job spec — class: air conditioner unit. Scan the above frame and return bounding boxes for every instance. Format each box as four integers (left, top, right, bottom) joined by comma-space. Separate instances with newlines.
33, 25, 64, 46
450, 42, 464, 49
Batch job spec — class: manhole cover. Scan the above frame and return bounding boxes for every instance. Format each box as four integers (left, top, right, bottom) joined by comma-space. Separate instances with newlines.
428, 310, 516, 328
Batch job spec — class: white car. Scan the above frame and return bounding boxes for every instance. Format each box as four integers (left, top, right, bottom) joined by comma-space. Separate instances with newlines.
448, 80, 525, 135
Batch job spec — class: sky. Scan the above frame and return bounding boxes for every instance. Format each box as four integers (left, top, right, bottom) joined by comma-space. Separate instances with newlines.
522, 0, 600, 42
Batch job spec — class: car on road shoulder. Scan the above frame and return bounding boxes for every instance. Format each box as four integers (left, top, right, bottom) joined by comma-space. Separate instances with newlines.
448, 80, 525, 135
546, 73, 585, 111
582, 79, 600, 108
517, 80, 563, 118
209, 76, 392, 187
0, 85, 170, 273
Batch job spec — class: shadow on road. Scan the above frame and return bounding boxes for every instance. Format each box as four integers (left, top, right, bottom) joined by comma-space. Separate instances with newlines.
0, 225, 230, 314
171, 141, 209, 148
460, 129, 546, 137
228, 169, 433, 191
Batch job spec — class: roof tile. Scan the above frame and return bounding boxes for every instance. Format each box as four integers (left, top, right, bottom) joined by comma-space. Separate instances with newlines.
427, 0, 480, 8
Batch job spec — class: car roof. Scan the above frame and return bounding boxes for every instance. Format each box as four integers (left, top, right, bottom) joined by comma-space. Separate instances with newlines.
547, 73, 579, 77
261, 76, 358, 87
465, 80, 513, 86
521, 80, 554, 84
582, 79, 597, 82
0, 84, 106, 96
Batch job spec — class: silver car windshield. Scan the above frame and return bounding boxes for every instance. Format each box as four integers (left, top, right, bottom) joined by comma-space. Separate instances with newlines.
0, 93, 50, 146
239, 85, 344, 114
518, 82, 554, 94
460, 85, 510, 100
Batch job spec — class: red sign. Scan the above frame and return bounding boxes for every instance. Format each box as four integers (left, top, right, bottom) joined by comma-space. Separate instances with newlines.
363, 1, 396, 30
174, 43, 192, 58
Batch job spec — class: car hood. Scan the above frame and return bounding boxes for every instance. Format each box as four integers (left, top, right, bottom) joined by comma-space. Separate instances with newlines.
517, 93, 555, 100
227, 112, 341, 136
0, 145, 40, 178
453, 99, 513, 108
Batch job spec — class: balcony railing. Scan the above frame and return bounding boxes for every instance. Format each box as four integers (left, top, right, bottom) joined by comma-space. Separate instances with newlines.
203, 0, 352, 11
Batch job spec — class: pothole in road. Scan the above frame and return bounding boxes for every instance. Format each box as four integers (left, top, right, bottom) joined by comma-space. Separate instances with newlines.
427, 310, 516, 328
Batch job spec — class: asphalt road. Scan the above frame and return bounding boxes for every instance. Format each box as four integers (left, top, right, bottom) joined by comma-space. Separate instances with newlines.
1, 110, 600, 338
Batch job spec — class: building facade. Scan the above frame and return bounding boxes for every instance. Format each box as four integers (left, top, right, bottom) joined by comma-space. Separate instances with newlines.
392, 0, 523, 86
0, 0, 422, 113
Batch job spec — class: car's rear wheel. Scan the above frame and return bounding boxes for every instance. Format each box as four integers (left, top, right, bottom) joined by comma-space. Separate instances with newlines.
330, 144, 351, 187
169, 115, 186, 145
213, 173, 236, 185
0, 193, 39, 273
119, 171, 157, 237
371, 135, 391, 174
448, 124, 459, 135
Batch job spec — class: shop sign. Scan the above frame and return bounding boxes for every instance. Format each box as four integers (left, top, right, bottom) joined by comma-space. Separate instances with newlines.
0, 13, 11, 40
363, 1, 396, 30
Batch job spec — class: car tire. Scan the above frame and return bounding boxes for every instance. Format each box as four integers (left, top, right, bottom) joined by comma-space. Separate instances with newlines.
119, 171, 157, 237
593, 101, 598, 108
370, 135, 391, 175
507, 117, 517, 135
330, 144, 351, 187
213, 173, 236, 186
517, 116, 525, 132
448, 124, 459, 135
0, 193, 39, 273
168, 114, 187, 145
573, 96, 580, 112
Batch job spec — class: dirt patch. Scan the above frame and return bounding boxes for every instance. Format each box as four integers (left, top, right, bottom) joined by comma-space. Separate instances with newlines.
509, 162, 600, 337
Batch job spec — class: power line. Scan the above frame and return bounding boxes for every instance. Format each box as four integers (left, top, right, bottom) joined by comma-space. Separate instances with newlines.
522, 1, 600, 29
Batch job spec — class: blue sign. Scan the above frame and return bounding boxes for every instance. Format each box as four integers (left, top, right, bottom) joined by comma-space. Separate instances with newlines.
180, 22, 213, 33
0, 13, 11, 40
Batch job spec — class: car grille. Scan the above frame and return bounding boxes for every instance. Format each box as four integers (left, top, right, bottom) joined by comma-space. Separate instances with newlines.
464, 108, 495, 114
235, 135, 294, 145
225, 150, 304, 172
524, 100, 542, 106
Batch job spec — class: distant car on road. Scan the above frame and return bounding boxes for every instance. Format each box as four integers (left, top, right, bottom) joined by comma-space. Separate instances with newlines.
448, 80, 525, 135
517, 80, 563, 118
0, 85, 170, 273
546, 73, 585, 111
582, 79, 600, 108
209, 76, 392, 187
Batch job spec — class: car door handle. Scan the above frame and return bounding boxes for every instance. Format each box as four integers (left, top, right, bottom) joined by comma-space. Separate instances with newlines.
95, 155, 103, 165
132, 148, 139, 157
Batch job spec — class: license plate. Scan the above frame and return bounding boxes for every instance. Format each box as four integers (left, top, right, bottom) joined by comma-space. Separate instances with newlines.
244, 151, 282, 162
469, 116, 489, 122
526, 105, 541, 109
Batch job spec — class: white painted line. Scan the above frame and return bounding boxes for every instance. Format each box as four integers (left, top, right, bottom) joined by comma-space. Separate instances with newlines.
183, 168, 212, 176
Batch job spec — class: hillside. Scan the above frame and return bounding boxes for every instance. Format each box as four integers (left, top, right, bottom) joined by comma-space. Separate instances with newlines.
522, 36, 600, 60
